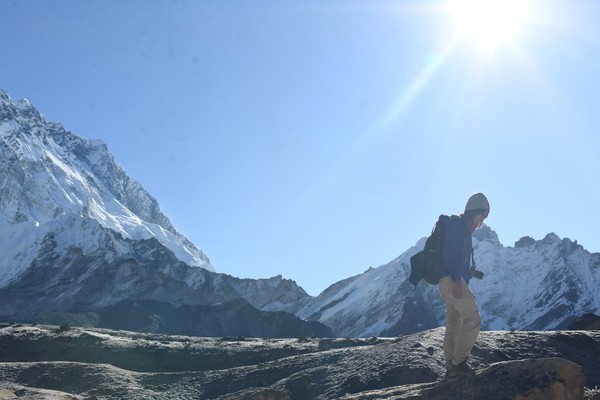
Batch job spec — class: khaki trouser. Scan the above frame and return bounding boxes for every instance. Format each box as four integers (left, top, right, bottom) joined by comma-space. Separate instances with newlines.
439, 275, 481, 367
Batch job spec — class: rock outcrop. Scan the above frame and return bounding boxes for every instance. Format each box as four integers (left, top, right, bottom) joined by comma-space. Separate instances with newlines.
569, 313, 600, 331
0, 324, 599, 399
342, 358, 585, 400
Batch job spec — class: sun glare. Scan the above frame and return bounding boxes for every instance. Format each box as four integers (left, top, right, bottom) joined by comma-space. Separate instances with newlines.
450, 0, 530, 51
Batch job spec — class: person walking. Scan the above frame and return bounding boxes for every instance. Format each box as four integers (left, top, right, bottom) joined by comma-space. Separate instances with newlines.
439, 192, 490, 377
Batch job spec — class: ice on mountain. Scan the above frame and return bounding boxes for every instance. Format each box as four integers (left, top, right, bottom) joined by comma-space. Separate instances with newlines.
0, 90, 215, 289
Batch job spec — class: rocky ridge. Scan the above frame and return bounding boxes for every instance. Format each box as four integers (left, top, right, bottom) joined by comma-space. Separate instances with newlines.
0, 323, 599, 399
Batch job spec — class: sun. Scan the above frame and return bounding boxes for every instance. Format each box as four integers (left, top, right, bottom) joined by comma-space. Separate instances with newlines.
449, 0, 530, 51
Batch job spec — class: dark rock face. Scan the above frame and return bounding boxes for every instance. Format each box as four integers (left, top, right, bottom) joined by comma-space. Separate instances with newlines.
515, 236, 537, 248
569, 313, 600, 331
0, 233, 323, 338
380, 294, 440, 336
36, 297, 332, 339
0, 325, 599, 399
94, 298, 333, 338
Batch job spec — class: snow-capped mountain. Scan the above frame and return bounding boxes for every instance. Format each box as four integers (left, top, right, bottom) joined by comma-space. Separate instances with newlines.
0, 90, 212, 280
295, 225, 600, 337
2, 89, 598, 339
0, 90, 323, 336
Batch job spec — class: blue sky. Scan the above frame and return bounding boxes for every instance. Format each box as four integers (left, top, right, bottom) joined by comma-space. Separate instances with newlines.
2, 0, 599, 296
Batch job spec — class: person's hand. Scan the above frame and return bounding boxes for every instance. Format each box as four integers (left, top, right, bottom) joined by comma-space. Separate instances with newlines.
453, 281, 463, 298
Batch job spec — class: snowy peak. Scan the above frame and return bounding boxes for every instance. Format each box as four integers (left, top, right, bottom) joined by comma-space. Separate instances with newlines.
297, 224, 600, 337
0, 90, 214, 287
473, 224, 501, 246
0, 90, 322, 337
1, 91, 42, 122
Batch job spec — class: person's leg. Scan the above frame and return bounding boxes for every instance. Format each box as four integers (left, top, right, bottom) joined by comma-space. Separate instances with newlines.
439, 276, 480, 366
439, 277, 463, 369
451, 282, 480, 365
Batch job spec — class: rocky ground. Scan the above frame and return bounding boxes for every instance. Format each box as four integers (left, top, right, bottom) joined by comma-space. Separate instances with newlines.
0, 323, 599, 399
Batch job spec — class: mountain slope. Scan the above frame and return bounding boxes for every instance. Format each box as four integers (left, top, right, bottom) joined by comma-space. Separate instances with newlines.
0, 90, 325, 336
0, 90, 212, 280
296, 225, 600, 337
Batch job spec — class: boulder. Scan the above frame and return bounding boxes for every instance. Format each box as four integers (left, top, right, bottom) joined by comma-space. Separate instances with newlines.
218, 388, 292, 400
342, 357, 585, 400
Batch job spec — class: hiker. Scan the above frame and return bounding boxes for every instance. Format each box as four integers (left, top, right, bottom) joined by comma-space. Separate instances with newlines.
440, 192, 490, 378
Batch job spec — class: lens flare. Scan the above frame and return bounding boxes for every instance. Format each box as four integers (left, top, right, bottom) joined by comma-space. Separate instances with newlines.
450, 0, 530, 51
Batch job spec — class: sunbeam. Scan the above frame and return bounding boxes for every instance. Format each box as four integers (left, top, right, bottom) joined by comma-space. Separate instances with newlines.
377, 39, 459, 132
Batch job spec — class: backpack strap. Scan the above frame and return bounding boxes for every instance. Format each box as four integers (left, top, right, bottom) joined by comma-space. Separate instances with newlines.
460, 219, 476, 271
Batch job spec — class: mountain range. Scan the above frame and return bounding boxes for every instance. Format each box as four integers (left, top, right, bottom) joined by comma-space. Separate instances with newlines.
296, 226, 600, 337
1, 89, 599, 338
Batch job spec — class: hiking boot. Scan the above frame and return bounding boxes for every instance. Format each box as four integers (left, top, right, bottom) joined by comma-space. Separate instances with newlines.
448, 360, 473, 378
